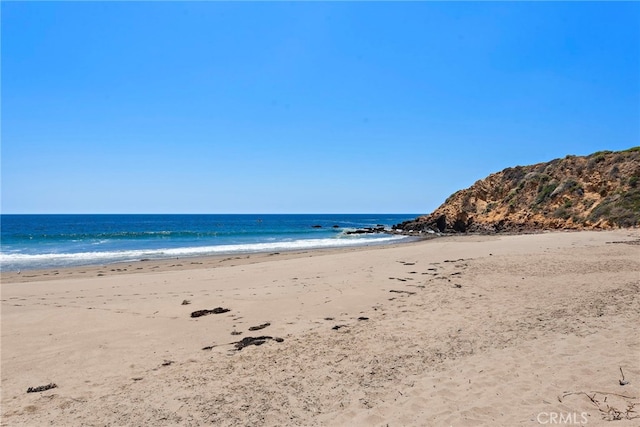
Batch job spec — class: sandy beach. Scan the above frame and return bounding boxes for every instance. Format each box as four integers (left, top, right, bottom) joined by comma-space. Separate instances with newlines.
1, 230, 639, 426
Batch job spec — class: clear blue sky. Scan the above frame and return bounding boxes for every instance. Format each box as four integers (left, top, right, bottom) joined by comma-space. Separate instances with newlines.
2, 2, 639, 214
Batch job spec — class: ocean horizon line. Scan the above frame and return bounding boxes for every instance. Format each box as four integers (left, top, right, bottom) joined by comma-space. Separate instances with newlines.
1, 212, 422, 216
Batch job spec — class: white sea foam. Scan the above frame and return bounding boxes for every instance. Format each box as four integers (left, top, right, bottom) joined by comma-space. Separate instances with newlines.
0, 234, 411, 271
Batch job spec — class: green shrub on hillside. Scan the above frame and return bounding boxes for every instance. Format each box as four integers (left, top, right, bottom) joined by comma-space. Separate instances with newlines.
588, 189, 640, 227
535, 182, 558, 205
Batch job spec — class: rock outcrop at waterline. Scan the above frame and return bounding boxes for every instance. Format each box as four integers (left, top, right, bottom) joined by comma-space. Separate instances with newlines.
395, 148, 640, 234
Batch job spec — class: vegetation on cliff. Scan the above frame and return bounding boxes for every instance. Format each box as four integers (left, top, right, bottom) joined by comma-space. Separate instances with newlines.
396, 147, 640, 233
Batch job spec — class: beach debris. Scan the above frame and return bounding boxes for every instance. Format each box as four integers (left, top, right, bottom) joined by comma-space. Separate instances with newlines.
132, 377, 143, 381
231, 330, 242, 336
324, 317, 335, 321
161, 360, 174, 366
357, 317, 369, 321
191, 307, 230, 318
248, 322, 271, 331
609, 239, 640, 246
620, 367, 630, 386
558, 391, 639, 421
332, 325, 348, 330
27, 383, 57, 393
234, 336, 284, 351
389, 290, 416, 296
453, 284, 462, 288
202, 336, 284, 351
181, 299, 191, 305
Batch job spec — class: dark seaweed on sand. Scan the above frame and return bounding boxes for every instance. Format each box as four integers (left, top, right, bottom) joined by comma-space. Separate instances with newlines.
27, 383, 57, 393
248, 322, 270, 331
234, 336, 284, 351
191, 307, 230, 318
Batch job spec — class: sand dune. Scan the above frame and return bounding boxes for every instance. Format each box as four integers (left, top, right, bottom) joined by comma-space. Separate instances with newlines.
2, 230, 639, 426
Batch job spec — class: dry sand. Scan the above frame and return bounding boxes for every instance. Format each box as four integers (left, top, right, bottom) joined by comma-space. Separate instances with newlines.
1, 230, 639, 426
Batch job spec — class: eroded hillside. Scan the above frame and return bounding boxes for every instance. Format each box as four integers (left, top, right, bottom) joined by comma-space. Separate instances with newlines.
396, 148, 640, 233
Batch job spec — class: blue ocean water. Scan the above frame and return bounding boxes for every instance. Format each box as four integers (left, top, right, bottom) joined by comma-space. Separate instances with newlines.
0, 214, 417, 271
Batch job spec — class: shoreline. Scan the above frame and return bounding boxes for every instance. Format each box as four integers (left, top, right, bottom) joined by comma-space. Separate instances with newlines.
0, 236, 429, 284
0, 227, 620, 284
2, 229, 639, 426
0, 213, 420, 274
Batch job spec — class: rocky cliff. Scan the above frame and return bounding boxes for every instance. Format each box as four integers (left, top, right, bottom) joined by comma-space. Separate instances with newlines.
396, 148, 640, 234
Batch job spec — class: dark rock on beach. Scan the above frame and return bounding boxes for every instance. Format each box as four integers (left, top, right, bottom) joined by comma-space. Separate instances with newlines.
345, 226, 386, 235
